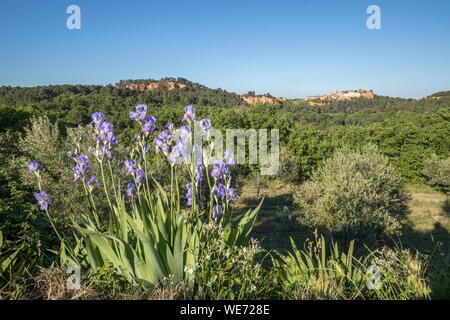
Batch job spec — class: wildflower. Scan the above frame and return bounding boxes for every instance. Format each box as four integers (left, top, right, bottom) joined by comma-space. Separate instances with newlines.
124, 159, 137, 175
142, 115, 156, 134
143, 143, 150, 153
72, 166, 83, 182
95, 145, 112, 160
126, 182, 136, 198
155, 130, 173, 155
91, 113, 118, 148
34, 192, 52, 211
133, 134, 141, 140
72, 154, 92, 182
165, 122, 175, 131
87, 175, 99, 191
91, 112, 105, 126
195, 164, 204, 183
97, 122, 118, 145
210, 160, 230, 180
199, 119, 212, 137
186, 183, 193, 207
179, 125, 191, 141
181, 104, 196, 123
212, 205, 222, 220
213, 183, 227, 200
28, 160, 40, 173
224, 150, 236, 165
129, 104, 148, 122
167, 139, 190, 166
227, 187, 238, 203
135, 168, 145, 185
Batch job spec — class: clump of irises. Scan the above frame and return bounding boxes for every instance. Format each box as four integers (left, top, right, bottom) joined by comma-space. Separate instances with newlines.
28, 103, 239, 226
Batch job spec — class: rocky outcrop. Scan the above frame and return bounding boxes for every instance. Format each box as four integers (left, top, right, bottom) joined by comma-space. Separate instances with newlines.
241, 95, 284, 105
123, 81, 187, 92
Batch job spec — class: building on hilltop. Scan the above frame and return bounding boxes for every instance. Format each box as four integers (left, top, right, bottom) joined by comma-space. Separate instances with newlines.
306, 89, 374, 102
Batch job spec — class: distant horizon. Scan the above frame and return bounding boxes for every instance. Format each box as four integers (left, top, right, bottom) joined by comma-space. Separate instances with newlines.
1, 0, 450, 99
0, 77, 446, 100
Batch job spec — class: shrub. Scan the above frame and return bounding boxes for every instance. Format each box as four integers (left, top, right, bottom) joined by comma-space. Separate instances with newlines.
294, 144, 408, 238
423, 155, 450, 193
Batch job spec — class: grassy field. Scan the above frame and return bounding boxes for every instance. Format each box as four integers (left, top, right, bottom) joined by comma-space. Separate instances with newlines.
237, 182, 450, 257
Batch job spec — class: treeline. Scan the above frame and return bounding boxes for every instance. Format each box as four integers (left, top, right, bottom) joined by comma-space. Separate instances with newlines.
0, 83, 449, 183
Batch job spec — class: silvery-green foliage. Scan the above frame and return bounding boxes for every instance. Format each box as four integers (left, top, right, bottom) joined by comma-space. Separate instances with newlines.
11, 117, 125, 222
423, 155, 450, 193
11, 117, 88, 221
294, 144, 408, 237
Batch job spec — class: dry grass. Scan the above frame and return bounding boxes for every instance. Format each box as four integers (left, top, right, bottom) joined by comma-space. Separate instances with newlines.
34, 267, 97, 300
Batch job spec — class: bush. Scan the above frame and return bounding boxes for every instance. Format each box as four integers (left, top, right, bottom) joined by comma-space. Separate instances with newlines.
294, 144, 408, 238
423, 155, 450, 193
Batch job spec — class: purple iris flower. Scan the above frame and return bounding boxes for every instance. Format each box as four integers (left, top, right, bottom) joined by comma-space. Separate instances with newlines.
96, 145, 113, 160
227, 187, 238, 203
135, 168, 145, 185
72, 166, 83, 182
155, 131, 173, 155
91, 112, 105, 126
143, 143, 150, 153
213, 183, 227, 200
129, 104, 148, 121
34, 192, 52, 211
28, 160, 40, 173
124, 159, 137, 175
143, 115, 156, 134
199, 119, 212, 137
210, 160, 230, 180
87, 175, 99, 190
126, 182, 136, 198
195, 164, 204, 182
181, 104, 196, 123
165, 122, 175, 131
186, 183, 193, 207
212, 205, 222, 220
224, 150, 236, 165
91, 112, 118, 151
167, 152, 177, 166
72, 154, 92, 182
179, 125, 191, 141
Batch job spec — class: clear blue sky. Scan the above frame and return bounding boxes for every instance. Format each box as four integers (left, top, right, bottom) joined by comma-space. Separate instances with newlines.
1, 0, 450, 98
